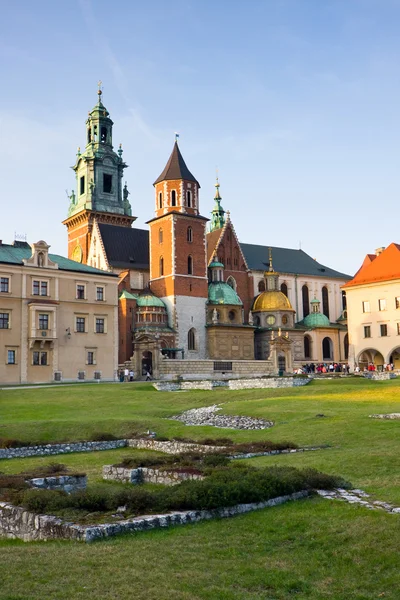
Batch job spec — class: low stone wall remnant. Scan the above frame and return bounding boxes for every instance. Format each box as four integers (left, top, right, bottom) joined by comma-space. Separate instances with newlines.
102, 465, 203, 486
365, 372, 397, 380
127, 438, 227, 454
369, 413, 400, 420
228, 377, 311, 390
0, 491, 309, 543
0, 439, 127, 461
27, 475, 87, 494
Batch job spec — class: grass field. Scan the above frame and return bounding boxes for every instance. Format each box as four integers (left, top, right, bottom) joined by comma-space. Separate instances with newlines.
0, 378, 399, 599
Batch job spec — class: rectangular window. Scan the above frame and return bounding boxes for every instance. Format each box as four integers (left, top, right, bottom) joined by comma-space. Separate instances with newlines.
95, 318, 105, 333
33, 352, 47, 366
76, 285, 85, 300
396, 297, 400, 309
364, 325, 371, 338
380, 324, 388, 337
32, 280, 48, 296
87, 351, 94, 365
378, 299, 387, 311
362, 301, 370, 313
103, 174, 112, 193
76, 317, 85, 332
96, 286, 104, 301
38, 314, 49, 330
397, 323, 400, 335
80, 176, 85, 195
0, 277, 9, 293
0, 313, 9, 329
7, 350, 15, 364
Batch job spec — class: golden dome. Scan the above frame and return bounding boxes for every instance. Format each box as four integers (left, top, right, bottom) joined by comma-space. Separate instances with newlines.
253, 291, 294, 312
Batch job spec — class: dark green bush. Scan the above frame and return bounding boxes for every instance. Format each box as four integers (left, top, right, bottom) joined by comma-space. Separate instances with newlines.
90, 432, 119, 442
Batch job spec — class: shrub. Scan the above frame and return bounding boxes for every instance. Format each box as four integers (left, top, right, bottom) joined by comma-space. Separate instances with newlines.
0, 438, 27, 449
90, 432, 118, 442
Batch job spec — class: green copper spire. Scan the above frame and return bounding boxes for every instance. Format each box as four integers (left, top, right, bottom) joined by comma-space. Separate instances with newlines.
67, 83, 133, 220
209, 177, 226, 232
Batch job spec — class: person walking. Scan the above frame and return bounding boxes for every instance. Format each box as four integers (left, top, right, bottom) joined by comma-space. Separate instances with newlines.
124, 367, 129, 382
129, 370, 134, 382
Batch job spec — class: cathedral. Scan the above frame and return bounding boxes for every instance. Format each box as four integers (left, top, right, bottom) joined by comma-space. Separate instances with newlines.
64, 89, 350, 378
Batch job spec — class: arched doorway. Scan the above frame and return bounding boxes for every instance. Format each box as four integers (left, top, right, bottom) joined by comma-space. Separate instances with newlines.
278, 354, 286, 373
357, 349, 384, 371
322, 337, 333, 360
388, 347, 400, 369
142, 351, 153, 376
280, 282, 288, 297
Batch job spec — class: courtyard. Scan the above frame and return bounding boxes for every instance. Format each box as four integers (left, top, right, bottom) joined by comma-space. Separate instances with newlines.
0, 377, 399, 599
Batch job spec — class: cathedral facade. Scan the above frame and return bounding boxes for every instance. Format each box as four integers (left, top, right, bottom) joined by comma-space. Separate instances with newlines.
64, 91, 350, 377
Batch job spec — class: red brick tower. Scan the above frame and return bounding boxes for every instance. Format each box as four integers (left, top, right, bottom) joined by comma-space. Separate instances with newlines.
148, 141, 208, 357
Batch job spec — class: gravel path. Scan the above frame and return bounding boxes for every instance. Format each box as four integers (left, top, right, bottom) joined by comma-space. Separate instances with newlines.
170, 404, 274, 430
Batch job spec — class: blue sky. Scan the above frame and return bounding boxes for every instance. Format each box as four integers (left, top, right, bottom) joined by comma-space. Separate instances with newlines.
1, 0, 400, 275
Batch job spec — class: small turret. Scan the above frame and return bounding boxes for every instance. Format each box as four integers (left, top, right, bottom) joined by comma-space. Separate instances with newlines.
209, 176, 226, 232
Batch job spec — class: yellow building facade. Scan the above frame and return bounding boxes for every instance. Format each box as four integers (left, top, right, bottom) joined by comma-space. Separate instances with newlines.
344, 244, 400, 370
0, 240, 118, 384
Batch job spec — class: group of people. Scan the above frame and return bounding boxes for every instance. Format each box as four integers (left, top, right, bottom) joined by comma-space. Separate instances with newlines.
296, 363, 350, 374
362, 362, 395, 372
118, 367, 152, 382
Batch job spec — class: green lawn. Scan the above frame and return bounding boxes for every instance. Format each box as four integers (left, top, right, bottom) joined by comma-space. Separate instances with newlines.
0, 378, 399, 599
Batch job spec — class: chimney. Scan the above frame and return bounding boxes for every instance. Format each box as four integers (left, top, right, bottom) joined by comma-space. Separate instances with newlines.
375, 247, 385, 256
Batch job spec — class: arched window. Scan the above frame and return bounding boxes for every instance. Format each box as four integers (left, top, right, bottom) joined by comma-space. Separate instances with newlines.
188, 255, 193, 275
159, 228, 163, 244
187, 227, 193, 242
322, 337, 333, 360
159, 256, 164, 277
342, 291, 347, 311
171, 190, 176, 207
226, 276, 236, 291
322, 286, 330, 319
344, 333, 349, 360
281, 282, 288, 297
258, 280, 265, 292
187, 190, 191, 207
159, 192, 163, 209
228, 310, 236, 321
101, 127, 107, 143
188, 328, 196, 350
302, 285, 310, 317
304, 335, 311, 358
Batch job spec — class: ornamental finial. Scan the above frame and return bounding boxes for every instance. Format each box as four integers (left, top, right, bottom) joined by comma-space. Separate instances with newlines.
268, 247, 274, 272
97, 80, 103, 100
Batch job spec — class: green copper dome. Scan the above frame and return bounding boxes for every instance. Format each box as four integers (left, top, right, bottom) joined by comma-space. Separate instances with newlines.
303, 312, 330, 328
136, 293, 166, 308
208, 282, 242, 305
209, 260, 224, 268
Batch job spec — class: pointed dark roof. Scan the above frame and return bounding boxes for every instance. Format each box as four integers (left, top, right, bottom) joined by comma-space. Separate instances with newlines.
153, 142, 200, 186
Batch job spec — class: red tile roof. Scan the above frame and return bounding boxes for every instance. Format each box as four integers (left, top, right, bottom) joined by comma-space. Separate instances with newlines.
343, 243, 400, 288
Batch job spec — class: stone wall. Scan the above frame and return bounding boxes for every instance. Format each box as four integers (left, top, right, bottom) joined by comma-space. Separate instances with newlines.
127, 439, 226, 454
26, 475, 87, 494
0, 439, 127, 460
366, 372, 397, 380
228, 377, 311, 389
0, 491, 309, 542
102, 465, 203, 486
158, 359, 274, 380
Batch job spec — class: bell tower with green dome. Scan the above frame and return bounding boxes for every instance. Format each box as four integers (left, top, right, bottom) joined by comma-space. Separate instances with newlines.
63, 84, 135, 264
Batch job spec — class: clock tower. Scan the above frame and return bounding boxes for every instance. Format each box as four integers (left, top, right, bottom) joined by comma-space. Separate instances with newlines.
63, 84, 135, 263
